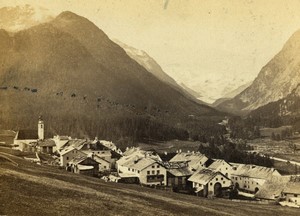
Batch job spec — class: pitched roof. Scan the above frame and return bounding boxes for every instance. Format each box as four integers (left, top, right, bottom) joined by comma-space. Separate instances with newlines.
255, 176, 290, 200
79, 141, 110, 151
231, 164, 280, 179
208, 159, 231, 170
60, 145, 76, 156
169, 152, 208, 170
38, 139, 56, 147
16, 130, 38, 140
168, 166, 193, 177
283, 176, 300, 194
124, 157, 158, 171
117, 148, 161, 167
188, 168, 227, 185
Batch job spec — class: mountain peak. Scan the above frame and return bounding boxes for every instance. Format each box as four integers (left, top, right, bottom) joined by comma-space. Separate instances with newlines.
56, 11, 85, 21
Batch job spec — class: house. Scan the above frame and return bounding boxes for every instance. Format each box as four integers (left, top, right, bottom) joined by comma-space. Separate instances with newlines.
67, 155, 99, 176
78, 140, 112, 162
255, 175, 290, 201
230, 164, 281, 194
37, 139, 56, 154
169, 151, 208, 172
132, 157, 167, 186
188, 168, 232, 197
117, 147, 161, 173
93, 154, 111, 172
52, 135, 70, 150
282, 176, 300, 206
59, 145, 86, 167
207, 159, 232, 178
78, 140, 122, 170
116, 149, 166, 186
165, 162, 193, 191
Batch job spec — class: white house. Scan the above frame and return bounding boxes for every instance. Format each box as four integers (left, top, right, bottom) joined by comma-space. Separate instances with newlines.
208, 159, 232, 178
230, 164, 281, 194
116, 148, 166, 185
282, 176, 300, 206
188, 168, 232, 197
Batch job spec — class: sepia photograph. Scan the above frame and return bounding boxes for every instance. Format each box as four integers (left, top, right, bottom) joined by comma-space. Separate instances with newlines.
0, 0, 299, 215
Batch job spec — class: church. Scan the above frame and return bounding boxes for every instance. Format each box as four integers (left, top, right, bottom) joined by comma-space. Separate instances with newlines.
13, 116, 45, 152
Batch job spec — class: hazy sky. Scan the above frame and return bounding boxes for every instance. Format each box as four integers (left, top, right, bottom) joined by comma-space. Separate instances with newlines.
2, 0, 300, 98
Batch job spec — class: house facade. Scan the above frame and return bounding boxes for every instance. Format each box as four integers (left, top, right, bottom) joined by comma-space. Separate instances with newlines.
208, 159, 232, 178
67, 156, 99, 177
188, 168, 232, 197
166, 162, 193, 191
230, 164, 281, 194
282, 176, 300, 206
60, 146, 86, 167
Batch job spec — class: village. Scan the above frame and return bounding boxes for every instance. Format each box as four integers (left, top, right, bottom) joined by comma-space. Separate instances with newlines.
7, 116, 299, 209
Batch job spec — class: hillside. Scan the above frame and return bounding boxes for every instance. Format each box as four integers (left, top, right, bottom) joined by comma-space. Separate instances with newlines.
0, 149, 299, 216
0, 11, 223, 141
217, 29, 300, 114
249, 84, 300, 128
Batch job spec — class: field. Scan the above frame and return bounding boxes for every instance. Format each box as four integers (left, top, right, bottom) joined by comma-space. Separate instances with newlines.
259, 126, 292, 138
1, 148, 299, 216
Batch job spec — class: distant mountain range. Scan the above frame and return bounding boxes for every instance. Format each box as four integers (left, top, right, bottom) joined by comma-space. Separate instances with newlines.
0, 10, 224, 141
114, 40, 207, 105
217, 29, 300, 115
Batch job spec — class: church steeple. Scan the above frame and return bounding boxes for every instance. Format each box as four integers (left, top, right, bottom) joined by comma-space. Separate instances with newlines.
38, 116, 44, 140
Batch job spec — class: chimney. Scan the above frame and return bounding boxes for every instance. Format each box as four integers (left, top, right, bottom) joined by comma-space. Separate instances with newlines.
179, 149, 182, 153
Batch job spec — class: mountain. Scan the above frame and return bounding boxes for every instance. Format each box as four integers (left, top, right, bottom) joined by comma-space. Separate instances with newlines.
181, 77, 252, 104
0, 11, 223, 141
0, 4, 53, 32
212, 81, 252, 107
217, 30, 300, 114
249, 84, 300, 128
113, 40, 207, 105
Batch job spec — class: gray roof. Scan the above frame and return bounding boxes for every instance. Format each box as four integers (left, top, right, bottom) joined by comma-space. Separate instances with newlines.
16, 130, 38, 140
188, 168, 229, 185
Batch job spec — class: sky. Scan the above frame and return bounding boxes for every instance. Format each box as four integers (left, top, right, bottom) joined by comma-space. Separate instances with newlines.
1, 0, 300, 101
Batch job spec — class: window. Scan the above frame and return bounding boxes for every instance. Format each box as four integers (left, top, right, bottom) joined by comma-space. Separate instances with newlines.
226, 168, 228, 170
157, 170, 160, 174
66, 157, 69, 160
210, 183, 212, 186
147, 171, 150, 174
221, 177, 223, 180
157, 165, 160, 168
216, 178, 218, 181
104, 166, 106, 169
294, 194, 298, 197
128, 168, 130, 171
223, 181, 225, 184
152, 171, 155, 174
138, 171, 140, 173
152, 165, 155, 168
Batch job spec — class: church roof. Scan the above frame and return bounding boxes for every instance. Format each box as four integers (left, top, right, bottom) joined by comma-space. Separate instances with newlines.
16, 130, 38, 140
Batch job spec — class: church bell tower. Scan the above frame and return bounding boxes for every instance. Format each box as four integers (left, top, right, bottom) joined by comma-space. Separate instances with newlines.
38, 116, 44, 140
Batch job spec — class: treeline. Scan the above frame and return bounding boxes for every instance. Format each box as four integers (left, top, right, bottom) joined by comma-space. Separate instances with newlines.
41, 115, 189, 147
271, 127, 293, 141
198, 141, 274, 167
228, 116, 261, 140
